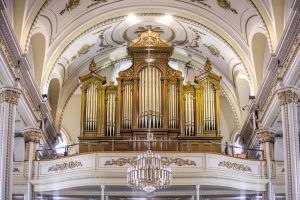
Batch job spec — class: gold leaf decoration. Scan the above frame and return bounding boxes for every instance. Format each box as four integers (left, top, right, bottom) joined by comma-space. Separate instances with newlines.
78, 44, 94, 56
60, 0, 80, 15
204, 44, 225, 60
185, 27, 205, 53
48, 161, 83, 172
104, 157, 196, 167
218, 161, 251, 172
217, 0, 238, 14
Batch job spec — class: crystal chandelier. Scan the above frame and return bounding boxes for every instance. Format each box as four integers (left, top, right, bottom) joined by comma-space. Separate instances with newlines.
127, 149, 172, 193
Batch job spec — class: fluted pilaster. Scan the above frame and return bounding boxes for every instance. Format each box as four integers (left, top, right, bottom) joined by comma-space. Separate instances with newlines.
277, 87, 300, 200
0, 86, 21, 200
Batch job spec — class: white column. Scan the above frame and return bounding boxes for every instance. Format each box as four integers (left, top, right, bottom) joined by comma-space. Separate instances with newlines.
196, 185, 200, 200
23, 128, 42, 200
0, 86, 21, 200
256, 128, 275, 200
277, 87, 300, 200
101, 185, 105, 200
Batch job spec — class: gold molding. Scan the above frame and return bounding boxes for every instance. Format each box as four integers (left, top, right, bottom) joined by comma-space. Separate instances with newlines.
48, 161, 83, 172
218, 161, 252, 172
105, 157, 196, 167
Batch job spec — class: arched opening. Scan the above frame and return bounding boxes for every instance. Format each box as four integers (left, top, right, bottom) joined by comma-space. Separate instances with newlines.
272, 0, 285, 42
236, 77, 251, 122
29, 33, 46, 89
12, 0, 26, 42
251, 33, 269, 87
48, 78, 60, 121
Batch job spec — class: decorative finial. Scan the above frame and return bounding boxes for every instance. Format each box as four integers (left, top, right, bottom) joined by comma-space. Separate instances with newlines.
89, 59, 97, 72
204, 58, 212, 72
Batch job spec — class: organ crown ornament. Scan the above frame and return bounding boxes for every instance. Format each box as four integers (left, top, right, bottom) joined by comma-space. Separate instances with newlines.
130, 30, 169, 47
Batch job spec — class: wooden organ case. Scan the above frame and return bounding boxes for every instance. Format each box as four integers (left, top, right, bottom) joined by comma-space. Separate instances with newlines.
78, 31, 222, 153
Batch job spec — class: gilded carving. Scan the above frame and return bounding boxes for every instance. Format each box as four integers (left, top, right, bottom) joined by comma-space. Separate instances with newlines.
217, 0, 237, 14
277, 89, 299, 105
186, 27, 204, 53
95, 27, 113, 52
130, 31, 169, 47
70, 43, 96, 61
161, 157, 196, 166
104, 157, 196, 167
218, 161, 252, 172
105, 158, 136, 166
60, 0, 80, 15
48, 161, 83, 172
0, 89, 20, 105
204, 44, 224, 60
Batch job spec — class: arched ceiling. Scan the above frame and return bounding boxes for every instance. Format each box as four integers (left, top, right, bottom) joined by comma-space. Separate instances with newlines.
22, 0, 277, 93
8, 0, 289, 132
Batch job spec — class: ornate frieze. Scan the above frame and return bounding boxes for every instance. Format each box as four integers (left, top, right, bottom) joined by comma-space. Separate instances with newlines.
104, 157, 196, 167
277, 89, 299, 105
23, 128, 42, 143
48, 161, 83, 172
218, 161, 252, 172
0, 87, 21, 105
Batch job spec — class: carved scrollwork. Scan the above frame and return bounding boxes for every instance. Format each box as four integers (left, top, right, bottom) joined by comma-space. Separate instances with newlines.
60, 0, 80, 15
105, 157, 136, 166
218, 161, 251, 172
104, 157, 196, 167
48, 161, 83, 172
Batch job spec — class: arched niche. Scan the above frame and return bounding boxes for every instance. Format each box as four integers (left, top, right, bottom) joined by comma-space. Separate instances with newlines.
220, 95, 238, 144
48, 78, 60, 121
251, 32, 270, 88
28, 33, 46, 89
272, 0, 285, 42
235, 76, 251, 121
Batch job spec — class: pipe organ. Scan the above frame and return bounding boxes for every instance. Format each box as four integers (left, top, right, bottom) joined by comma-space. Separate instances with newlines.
78, 31, 222, 153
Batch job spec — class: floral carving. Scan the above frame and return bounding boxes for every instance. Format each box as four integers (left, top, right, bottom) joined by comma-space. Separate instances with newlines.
218, 161, 251, 172
104, 157, 196, 167
60, 0, 80, 15
217, 0, 237, 14
48, 161, 83, 172
204, 44, 224, 60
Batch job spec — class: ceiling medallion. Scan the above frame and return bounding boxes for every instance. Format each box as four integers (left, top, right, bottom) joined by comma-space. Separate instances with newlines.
60, 0, 80, 15
217, 0, 238, 14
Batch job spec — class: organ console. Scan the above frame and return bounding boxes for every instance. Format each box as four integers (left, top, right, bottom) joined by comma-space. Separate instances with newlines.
78, 30, 222, 153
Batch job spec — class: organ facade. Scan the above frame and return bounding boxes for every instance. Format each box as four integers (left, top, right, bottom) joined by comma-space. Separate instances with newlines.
78, 31, 222, 153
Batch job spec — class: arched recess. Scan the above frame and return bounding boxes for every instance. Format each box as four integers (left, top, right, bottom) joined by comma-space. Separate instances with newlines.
28, 33, 46, 89
272, 0, 285, 42
12, 0, 26, 42
235, 76, 251, 122
251, 32, 270, 88
48, 78, 60, 121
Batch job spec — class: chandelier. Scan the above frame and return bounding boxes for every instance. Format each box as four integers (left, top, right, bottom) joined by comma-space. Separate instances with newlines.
127, 149, 172, 193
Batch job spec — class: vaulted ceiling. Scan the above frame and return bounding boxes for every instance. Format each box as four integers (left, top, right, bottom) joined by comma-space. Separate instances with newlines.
6, 0, 290, 141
